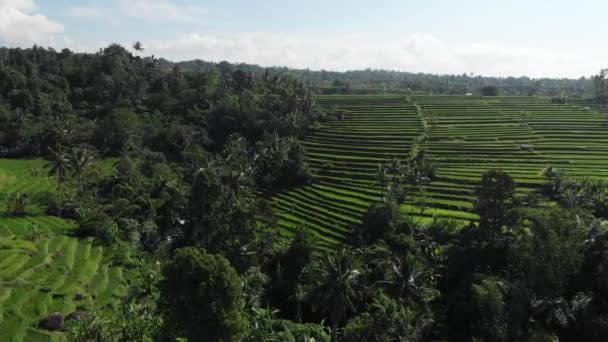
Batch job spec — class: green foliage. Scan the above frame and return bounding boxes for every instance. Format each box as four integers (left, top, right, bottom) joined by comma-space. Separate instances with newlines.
161, 247, 247, 341
375, 253, 439, 313
343, 294, 427, 342
357, 201, 402, 243
44, 144, 96, 187
308, 249, 362, 340
94, 108, 142, 155
76, 207, 119, 244
543, 168, 608, 218
176, 60, 594, 97
474, 170, 516, 242
593, 68, 608, 99
242, 307, 331, 342
514, 208, 591, 296
65, 304, 161, 342
471, 276, 506, 341
264, 228, 315, 322
185, 147, 258, 254
255, 133, 312, 187
1, 191, 30, 216
2, 45, 608, 342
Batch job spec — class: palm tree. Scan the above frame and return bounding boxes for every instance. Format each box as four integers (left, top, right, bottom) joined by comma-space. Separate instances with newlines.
289, 271, 308, 323
542, 166, 562, 195
376, 255, 439, 313
133, 41, 144, 53
66, 146, 96, 185
309, 249, 361, 341
45, 145, 69, 187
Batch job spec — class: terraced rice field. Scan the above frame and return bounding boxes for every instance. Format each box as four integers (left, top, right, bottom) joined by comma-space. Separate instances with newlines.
417, 96, 608, 216
271, 95, 425, 250
272, 95, 608, 249
0, 159, 131, 341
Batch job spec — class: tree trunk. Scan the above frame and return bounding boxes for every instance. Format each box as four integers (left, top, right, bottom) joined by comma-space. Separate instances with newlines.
331, 320, 338, 342
296, 301, 302, 323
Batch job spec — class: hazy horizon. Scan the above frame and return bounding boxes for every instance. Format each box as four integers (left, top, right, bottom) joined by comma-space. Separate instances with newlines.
2, 0, 607, 79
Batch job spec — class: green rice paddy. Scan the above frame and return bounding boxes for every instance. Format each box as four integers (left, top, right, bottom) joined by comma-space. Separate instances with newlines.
0, 159, 130, 341
272, 95, 608, 250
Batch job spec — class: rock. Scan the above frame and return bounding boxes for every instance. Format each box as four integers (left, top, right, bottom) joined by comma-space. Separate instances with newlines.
39, 312, 64, 331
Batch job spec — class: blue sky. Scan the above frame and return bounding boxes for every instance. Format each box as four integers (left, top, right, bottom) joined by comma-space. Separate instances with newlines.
1, 0, 607, 78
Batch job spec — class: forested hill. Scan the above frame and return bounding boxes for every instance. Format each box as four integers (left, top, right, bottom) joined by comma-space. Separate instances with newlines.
0, 44, 322, 158
170, 58, 594, 97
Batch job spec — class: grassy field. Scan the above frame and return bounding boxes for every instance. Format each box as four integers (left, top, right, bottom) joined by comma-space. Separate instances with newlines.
0, 159, 131, 342
271, 95, 608, 250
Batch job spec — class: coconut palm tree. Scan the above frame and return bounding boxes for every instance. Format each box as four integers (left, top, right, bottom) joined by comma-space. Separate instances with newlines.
45, 145, 69, 187
376, 255, 439, 314
309, 249, 361, 341
133, 41, 144, 53
66, 146, 96, 185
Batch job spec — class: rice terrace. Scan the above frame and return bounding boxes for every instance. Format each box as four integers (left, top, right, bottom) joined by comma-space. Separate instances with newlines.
0, 159, 137, 341
272, 94, 608, 249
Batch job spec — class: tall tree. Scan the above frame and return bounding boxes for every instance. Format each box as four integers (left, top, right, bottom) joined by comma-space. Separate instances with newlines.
66, 145, 96, 185
45, 145, 69, 187
309, 249, 362, 341
161, 247, 247, 341
132, 41, 145, 53
474, 170, 516, 242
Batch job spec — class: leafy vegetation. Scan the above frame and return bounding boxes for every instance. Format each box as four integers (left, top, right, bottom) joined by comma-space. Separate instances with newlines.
1, 43, 608, 341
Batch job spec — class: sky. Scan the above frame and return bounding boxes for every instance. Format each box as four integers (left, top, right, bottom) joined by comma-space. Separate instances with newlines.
1, 0, 607, 78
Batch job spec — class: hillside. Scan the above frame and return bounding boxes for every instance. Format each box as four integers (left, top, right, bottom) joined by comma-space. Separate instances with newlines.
271, 95, 608, 248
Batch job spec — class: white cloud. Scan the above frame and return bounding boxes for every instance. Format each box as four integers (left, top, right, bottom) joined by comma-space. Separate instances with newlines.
145, 32, 604, 78
118, 0, 206, 22
0, 0, 64, 46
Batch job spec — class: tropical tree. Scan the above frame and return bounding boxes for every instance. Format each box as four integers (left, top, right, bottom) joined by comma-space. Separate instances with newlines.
2, 192, 30, 216
481, 85, 499, 96
542, 166, 562, 196
404, 149, 434, 222
45, 145, 69, 187
342, 294, 431, 342
357, 201, 401, 243
242, 307, 331, 342
161, 247, 247, 341
132, 41, 144, 53
309, 249, 362, 341
66, 146, 96, 185
376, 158, 406, 202
593, 68, 608, 99
376, 254, 439, 313
474, 169, 516, 243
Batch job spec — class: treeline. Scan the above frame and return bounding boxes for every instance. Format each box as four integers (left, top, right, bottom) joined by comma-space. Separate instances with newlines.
173, 59, 594, 97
